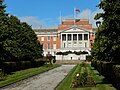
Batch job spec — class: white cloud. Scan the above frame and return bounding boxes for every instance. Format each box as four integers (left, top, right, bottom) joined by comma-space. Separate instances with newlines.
18, 9, 103, 29
19, 16, 58, 29
61, 9, 103, 28
19, 16, 44, 29
77, 9, 103, 28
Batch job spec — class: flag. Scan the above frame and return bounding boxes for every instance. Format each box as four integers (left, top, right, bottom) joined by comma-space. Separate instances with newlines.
75, 9, 80, 12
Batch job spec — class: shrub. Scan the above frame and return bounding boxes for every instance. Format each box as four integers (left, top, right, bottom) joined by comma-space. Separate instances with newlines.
46, 54, 56, 64
20, 61, 31, 70
86, 55, 92, 62
2, 62, 17, 74
56, 52, 64, 55
34, 59, 46, 67
0, 69, 6, 81
112, 65, 120, 90
1, 58, 46, 74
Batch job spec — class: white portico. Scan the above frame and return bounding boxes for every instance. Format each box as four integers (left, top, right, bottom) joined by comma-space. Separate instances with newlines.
59, 26, 91, 53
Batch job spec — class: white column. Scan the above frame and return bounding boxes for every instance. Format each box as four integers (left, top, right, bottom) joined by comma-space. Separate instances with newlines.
66, 34, 68, 48
77, 34, 79, 47
61, 34, 63, 48
88, 33, 90, 48
82, 34, 84, 47
71, 34, 73, 48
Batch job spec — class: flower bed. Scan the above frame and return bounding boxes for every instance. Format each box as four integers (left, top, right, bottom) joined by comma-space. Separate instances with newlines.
71, 62, 96, 88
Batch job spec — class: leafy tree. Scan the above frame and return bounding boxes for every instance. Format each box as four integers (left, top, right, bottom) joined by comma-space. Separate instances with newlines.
91, 0, 120, 63
0, 1, 43, 62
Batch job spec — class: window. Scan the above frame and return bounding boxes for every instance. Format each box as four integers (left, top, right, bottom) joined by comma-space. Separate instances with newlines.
78, 34, 82, 40
79, 42, 82, 47
53, 44, 56, 49
62, 34, 66, 41
41, 36, 44, 41
68, 42, 72, 47
73, 42, 77, 44
53, 36, 56, 41
84, 34, 88, 40
47, 43, 50, 49
48, 36, 50, 41
73, 34, 77, 40
68, 34, 71, 41
64, 43, 66, 48
85, 42, 87, 47
79, 42, 82, 44
42, 44, 44, 49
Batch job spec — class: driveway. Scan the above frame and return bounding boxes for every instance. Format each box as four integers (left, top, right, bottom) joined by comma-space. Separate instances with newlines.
1, 65, 75, 90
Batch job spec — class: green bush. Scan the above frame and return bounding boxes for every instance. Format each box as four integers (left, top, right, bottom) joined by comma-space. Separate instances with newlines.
112, 65, 120, 90
86, 55, 92, 61
34, 60, 46, 67
1, 58, 46, 74
20, 61, 31, 70
2, 62, 17, 74
91, 60, 120, 89
0, 69, 6, 81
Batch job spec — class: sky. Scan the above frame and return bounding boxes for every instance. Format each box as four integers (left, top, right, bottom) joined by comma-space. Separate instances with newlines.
4, 0, 103, 28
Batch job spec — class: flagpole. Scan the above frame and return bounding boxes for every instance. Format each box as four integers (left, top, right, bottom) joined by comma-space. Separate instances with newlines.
74, 8, 76, 25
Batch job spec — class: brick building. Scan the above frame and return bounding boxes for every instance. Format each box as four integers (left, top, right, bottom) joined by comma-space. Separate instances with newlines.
34, 19, 95, 60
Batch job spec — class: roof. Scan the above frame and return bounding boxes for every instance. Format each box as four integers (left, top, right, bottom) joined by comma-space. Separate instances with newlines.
33, 29, 58, 32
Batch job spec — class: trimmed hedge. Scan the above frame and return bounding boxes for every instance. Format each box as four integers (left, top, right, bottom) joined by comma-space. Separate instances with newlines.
91, 60, 120, 89
1, 59, 46, 74
112, 65, 120, 90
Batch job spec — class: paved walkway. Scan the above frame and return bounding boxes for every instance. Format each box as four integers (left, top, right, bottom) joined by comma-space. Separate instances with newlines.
1, 65, 75, 90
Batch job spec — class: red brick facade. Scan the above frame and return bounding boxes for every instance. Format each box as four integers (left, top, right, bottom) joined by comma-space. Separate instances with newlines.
35, 19, 95, 51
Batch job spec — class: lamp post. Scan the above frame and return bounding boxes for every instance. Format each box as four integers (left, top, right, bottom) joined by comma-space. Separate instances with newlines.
96, 21, 101, 75
96, 21, 101, 60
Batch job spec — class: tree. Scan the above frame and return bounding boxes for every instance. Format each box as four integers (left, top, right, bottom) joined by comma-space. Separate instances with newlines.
91, 0, 120, 63
0, 0, 6, 15
0, 1, 43, 62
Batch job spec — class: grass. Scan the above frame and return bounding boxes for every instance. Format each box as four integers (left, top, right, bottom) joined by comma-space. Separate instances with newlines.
56, 64, 116, 90
0, 64, 60, 88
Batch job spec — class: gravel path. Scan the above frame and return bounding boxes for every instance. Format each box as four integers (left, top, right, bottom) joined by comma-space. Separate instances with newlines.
1, 65, 75, 90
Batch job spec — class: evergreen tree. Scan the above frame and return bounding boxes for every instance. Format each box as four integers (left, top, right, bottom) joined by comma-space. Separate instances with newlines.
0, 0, 6, 16
0, 1, 43, 61
91, 0, 120, 63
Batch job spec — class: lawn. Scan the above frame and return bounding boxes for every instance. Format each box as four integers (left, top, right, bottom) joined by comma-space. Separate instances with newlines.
56, 63, 116, 90
0, 64, 60, 88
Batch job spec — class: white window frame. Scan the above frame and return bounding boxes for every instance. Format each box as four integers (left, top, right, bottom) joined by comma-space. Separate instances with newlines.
47, 43, 50, 49
42, 44, 44, 49
48, 36, 50, 41
53, 36, 56, 41
53, 44, 56, 49
41, 36, 44, 41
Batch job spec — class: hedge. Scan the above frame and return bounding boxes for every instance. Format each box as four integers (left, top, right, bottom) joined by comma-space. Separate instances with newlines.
91, 60, 120, 89
86, 55, 92, 61
0, 59, 46, 74
112, 65, 120, 90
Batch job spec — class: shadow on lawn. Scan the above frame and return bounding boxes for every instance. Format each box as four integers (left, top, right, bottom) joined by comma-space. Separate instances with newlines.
90, 68, 112, 85
96, 78, 111, 84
